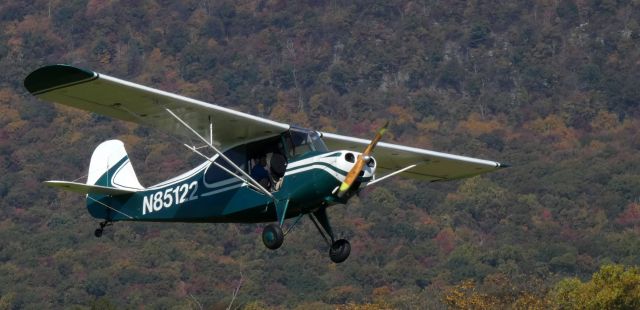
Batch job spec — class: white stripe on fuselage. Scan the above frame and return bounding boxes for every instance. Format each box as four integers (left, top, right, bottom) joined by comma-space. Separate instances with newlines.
147, 152, 343, 196
287, 152, 340, 169
201, 183, 247, 197
285, 164, 345, 182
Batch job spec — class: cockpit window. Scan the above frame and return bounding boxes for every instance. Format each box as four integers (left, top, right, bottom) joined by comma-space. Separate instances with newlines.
309, 131, 328, 152
287, 128, 329, 158
204, 145, 247, 185
290, 130, 312, 156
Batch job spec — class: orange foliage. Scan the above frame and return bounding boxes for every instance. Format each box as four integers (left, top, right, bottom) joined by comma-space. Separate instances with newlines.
289, 111, 311, 127
443, 280, 497, 310
586, 140, 606, 154
456, 113, 504, 137
0, 88, 17, 104
269, 91, 303, 123
617, 203, 640, 226
434, 227, 456, 255
187, 8, 208, 30
269, 103, 290, 122
525, 115, 579, 150
5, 120, 28, 134
85, 0, 111, 17
119, 135, 142, 147
372, 286, 392, 298
590, 111, 620, 132
386, 105, 414, 126
336, 302, 393, 310
0, 93, 20, 124
416, 117, 441, 132
317, 116, 337, 131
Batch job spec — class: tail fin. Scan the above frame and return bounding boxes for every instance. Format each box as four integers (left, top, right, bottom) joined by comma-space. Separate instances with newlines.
87, 140, 144, 190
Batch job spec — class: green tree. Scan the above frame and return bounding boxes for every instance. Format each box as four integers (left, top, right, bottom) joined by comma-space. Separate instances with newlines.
549, 264, 640, 309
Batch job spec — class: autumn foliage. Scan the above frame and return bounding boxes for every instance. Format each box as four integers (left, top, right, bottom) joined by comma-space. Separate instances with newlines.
2, 0, 640, 308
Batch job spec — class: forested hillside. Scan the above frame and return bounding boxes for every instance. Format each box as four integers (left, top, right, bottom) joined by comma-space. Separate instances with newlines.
1, 0, 640, 308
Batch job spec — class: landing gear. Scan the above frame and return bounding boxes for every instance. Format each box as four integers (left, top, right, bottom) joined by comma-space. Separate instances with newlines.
262, 224, 284, 250
261, 207, 351, 263
309, 208, 351, 263
329, 239, 351, 263
94, 221, 111, 238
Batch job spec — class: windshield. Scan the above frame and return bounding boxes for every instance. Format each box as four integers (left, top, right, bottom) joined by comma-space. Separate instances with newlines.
287, 128, 329, 158
309, 131, 328, 152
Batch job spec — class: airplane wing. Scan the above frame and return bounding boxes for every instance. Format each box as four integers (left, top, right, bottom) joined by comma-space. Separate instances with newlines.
24, 65, 289, 149
25, 65, 505, 182
321, 132, 507, 181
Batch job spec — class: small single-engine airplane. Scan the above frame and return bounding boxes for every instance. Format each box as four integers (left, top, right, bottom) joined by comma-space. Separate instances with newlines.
24, 65, 507, 263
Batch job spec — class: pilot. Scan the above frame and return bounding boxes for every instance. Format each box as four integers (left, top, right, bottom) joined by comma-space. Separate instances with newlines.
251, 155, 271, 189
270, 143, 287, 191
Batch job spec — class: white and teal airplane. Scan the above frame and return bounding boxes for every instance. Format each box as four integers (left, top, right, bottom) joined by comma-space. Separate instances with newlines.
24, 65, 507, 263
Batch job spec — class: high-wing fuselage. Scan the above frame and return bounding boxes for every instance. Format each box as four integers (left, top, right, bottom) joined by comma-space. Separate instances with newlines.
87, 145, 374, 224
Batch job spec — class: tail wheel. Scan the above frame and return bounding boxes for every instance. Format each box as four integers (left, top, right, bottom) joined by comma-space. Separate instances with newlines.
94, 220, 110, 238
329, 239, 351, 263
262, 224, 284, 250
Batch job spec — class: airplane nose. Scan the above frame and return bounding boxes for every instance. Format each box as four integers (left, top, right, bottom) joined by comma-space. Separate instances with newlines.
334, 151, 376, 179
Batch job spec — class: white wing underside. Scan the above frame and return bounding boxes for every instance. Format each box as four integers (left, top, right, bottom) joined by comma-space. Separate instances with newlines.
25, 65, 506, 182
25, 65, 289, 149
321, 132, 505, 181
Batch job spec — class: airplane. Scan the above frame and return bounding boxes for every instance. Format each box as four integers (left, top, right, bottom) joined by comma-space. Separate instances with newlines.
24, 65, 507, 263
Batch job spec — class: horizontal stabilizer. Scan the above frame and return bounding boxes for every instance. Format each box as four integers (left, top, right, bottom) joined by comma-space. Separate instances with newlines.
45, 181, 139, 195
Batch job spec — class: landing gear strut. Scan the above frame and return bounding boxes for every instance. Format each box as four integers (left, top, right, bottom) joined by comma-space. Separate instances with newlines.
94, 221, 111, 238
309, 208, 351, 263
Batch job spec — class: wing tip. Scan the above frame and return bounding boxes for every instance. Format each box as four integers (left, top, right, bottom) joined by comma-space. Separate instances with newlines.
24, 64, 97, 95
497, 162, 511, 168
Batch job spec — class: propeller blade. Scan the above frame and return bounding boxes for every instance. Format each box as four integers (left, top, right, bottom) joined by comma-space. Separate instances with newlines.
337, 121, 389, 197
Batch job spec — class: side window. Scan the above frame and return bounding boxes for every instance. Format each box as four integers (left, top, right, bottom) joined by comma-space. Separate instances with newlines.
282, 134, 294, 159
204, 145, 246, 185
289, 130, 314, 157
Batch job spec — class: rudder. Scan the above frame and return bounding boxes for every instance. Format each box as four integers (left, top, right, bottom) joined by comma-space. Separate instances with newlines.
87, 140, 143, 190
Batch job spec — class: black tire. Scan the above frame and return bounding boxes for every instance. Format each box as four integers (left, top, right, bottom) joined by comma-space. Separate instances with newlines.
94, 228, 103, 238
329, 239, 351, 263
262, 224, 284, 250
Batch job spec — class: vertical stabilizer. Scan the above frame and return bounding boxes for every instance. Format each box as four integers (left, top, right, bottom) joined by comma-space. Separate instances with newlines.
87, 140, 144, 190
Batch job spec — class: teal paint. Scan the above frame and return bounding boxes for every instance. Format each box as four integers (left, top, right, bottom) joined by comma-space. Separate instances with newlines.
85, 154, 360, 224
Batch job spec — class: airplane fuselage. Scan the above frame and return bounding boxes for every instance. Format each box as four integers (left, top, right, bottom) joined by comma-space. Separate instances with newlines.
86, 150, 374, 223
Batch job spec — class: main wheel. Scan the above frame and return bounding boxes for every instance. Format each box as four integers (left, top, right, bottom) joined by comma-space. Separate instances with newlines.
94, 228, 103, 238
262, 224, 284, 250
329, 239, 351, 263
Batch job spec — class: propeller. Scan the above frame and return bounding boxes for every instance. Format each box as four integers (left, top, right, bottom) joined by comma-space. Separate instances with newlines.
337, 121, 389, 198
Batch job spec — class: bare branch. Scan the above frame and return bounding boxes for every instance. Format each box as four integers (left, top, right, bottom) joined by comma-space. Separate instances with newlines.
189, 293, 203, 310
227, 272, 244, 310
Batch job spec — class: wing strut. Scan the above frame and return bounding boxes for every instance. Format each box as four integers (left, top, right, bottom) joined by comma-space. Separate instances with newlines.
367, 164, 419, 187
209, 115, 213, 146
165, 108, 275, 199
87, 196, 135, 219
183, 144, 267, 194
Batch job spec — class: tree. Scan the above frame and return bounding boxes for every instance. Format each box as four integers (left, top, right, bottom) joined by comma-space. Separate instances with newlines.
549, 264, 640, 309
